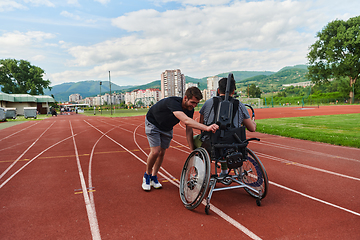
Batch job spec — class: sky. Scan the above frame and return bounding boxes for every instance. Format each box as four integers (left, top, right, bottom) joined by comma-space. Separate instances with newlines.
1, 0, 360, 87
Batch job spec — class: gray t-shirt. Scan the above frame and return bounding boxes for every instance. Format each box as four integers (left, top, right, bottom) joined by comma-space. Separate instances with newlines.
199, 97, 250, 127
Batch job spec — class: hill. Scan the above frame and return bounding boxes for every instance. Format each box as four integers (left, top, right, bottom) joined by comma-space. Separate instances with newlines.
236, 65, 309, 93
44, 65, 308, 101
44, 80, 134, 102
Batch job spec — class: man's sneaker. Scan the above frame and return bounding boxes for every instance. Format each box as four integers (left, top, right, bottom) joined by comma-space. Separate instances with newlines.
142, 172, 151, 191
150, 175, 162, 189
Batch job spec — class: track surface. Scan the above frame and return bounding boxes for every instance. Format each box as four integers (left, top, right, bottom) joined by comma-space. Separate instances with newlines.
0, 105, 359, 239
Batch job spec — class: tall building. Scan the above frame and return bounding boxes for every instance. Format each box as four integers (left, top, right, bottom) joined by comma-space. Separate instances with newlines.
161, 69, 185, 98
202, 76, 220, 101
69, 93, 82, 103
207, 76, 220, 91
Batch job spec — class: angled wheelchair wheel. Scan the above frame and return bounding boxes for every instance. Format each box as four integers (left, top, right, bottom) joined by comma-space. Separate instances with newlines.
180, 147, 211, 210
235, 148, 268, 199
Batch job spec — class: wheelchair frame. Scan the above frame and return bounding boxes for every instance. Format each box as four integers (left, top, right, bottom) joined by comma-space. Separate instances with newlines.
179, 73, 269, 215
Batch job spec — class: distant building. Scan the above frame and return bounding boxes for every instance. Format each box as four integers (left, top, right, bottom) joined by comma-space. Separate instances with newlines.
282, 81, 314, 88
69, 93, 82, 102
83, 92, 124, 106
161, 69, 185, 98
202, 76, 220, 101
185, 82, 198, 90
124, 88, 161, 106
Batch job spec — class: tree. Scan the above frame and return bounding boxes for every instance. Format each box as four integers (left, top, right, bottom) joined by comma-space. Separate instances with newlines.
248, 84, 261, 98
307, 15, 360, 103
0, 59, 51, 95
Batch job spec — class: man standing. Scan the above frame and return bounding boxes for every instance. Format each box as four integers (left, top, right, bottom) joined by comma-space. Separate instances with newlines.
142, 87, 219, 191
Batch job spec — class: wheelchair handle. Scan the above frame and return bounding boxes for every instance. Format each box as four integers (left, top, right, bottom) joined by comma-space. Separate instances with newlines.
245, 104, 255, 120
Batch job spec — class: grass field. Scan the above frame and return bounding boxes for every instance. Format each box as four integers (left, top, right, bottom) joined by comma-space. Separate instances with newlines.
256, 113, 360, 148
82, 108, 149, 117
2, 108, 359, 148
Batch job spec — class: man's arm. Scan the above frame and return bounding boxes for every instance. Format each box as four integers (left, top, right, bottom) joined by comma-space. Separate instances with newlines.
243, 118, 256, 132
173, 111, 218, 133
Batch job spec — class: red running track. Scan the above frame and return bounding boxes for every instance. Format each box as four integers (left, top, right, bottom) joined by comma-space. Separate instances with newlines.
0, 105, 359, 239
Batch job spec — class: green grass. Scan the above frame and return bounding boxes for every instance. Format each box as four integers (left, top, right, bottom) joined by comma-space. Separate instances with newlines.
5, 114, 51, 121
81, 108, 149, 117
256, 113, 360, 148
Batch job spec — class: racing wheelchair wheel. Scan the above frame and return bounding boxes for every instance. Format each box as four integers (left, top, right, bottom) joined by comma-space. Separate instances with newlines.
234, 148, 268, 200
180, 147, 211, 210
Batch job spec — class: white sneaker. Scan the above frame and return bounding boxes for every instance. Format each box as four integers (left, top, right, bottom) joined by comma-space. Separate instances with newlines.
142, 174, 151, 191
150, 175, 162, 189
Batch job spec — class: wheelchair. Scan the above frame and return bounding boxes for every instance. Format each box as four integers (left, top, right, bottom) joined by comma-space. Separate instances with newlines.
179, 75, 269, 215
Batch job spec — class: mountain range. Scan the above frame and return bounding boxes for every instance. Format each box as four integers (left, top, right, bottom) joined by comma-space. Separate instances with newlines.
44, 65, 308, 102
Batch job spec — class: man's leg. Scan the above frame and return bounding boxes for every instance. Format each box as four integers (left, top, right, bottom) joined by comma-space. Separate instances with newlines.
145, 146, 164, 175
150, 147, 166, 176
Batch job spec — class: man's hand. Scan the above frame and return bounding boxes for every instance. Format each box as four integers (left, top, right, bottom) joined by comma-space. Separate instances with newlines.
206, 124, 219, 133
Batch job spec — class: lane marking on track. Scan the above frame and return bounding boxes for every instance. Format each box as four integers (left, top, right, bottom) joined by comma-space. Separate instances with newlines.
0, 134, 77, 189
256, 152, 360, 182
86, 121, 119, 222
271, 181, 360, 217
69, 121, 101, 240
132, 123, 262, 240
0, 121, 55, 180
75, 190, 96, 194
0, 149, 153, 163
0, 121, 40, 142
86, 119, 263, 240
253, 140, 360, 163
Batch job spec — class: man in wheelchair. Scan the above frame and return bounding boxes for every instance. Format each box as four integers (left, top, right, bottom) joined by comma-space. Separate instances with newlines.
197, 77, 256, 177
181, 75, 268, 212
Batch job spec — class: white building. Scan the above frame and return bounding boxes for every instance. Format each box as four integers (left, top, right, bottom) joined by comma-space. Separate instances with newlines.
202, 76, 220, 101
161, 69, 185, 98
283, 81, 314, 88
69, 93, 82, 102
125, 88, 161, 106
185, 82, 198, 90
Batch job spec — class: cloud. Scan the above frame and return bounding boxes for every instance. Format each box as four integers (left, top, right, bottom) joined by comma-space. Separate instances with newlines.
24, 0, 360, 86
60, 10, 81, 20
0, 31, 56, 62
23, 0, 55, 7
0, 0, 27, 12
94, 0, 111, 5
152, 0, 231, 6
61, 0, 318, 83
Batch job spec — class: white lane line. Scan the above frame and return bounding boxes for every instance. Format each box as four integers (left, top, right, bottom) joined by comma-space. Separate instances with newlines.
0, 121, 40, 142
271, 181, 360, 217
133, 123, 181, 186
84, 121, 173, 188
132, 123, 262, 240
170, 129, 360, 218
256, 152, 360, 182
69, 121, 101, 240
87, 120, 262, 239
88, 123, 117, 213
0, 121, 55, 180
253, 140, 360, 163
0, 134, 76, 189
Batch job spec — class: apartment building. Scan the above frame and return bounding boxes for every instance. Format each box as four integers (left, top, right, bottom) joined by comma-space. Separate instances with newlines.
161, 69, 185, 98
69, 93, 82, 102
201, 76, 220, 101
124, 88, 161, 106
